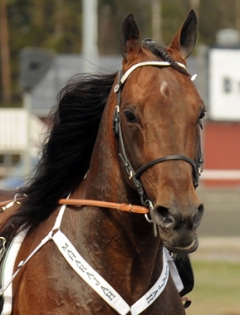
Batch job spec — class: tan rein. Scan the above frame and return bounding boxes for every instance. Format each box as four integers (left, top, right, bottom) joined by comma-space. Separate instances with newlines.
0, 198, 149, 214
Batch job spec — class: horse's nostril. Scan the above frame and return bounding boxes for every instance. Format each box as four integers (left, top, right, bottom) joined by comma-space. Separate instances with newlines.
157, 206, 169, 218
194, 203, 204, 227
153, 203, 204, 230
155, 206, 175, 228
198, 203, 204, 216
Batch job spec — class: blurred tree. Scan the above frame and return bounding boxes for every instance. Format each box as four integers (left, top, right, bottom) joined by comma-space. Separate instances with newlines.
2, 0, 239, 104
198, 0, 236, 45
0, 0, 12, 102
42, 0, 82, 53
161, 0, 193, 45
236, 0, 240, 33
6, 0, 82, 102
98, 0, 151, 54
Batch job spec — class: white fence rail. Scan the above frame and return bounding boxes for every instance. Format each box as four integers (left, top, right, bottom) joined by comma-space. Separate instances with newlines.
0, 109, 44, 152
201, 170, 240, 180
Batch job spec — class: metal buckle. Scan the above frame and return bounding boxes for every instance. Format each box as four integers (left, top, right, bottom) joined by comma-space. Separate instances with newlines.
143, 200, 158, 237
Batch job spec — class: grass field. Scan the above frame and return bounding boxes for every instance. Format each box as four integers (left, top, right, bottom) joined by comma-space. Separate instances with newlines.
186, 261, 240, 315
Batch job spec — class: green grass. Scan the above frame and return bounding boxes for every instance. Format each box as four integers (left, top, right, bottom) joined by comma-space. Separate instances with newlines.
186, 261, 240, 315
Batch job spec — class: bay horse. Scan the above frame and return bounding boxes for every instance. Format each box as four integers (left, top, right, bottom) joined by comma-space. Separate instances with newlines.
0, 10, 205, 315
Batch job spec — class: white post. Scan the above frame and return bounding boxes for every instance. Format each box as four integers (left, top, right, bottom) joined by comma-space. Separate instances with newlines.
151, 0, 162, 44
82, 0, 99, 73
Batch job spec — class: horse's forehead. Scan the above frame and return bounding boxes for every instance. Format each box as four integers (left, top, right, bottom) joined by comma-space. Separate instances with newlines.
121, 65, 201, 110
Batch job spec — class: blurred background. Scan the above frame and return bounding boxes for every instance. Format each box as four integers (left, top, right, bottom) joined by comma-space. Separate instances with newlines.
0, 0, 239, 314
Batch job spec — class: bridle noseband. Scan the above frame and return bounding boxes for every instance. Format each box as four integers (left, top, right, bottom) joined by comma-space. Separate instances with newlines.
135, 155, 199, 186
113, 61, 203, 212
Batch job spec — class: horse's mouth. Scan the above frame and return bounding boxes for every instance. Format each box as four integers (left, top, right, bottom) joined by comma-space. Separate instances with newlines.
163, 236, 199, 254
171, 237, 198, 253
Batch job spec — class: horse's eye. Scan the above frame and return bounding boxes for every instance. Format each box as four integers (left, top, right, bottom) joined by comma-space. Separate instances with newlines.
199, 109, 206, 120
123, 110, 137, 123
198, 109, 206, 129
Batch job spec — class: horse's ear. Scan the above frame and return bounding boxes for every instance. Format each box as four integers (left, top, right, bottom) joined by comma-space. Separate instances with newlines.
120, 14, 142, 63
169, 10, 197, 59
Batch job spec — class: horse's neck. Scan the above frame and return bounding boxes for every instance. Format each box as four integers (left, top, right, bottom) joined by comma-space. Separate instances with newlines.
68, 111, 164, 302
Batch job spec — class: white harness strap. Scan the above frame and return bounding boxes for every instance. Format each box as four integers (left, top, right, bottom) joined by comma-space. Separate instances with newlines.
52, 205, 170, 315
0, 227, 53, 315
0, 204, 176, 315
1, 229, 28, 315
52, 229, 130, 315
52, 229, 169, 315
128, 253, 169, 315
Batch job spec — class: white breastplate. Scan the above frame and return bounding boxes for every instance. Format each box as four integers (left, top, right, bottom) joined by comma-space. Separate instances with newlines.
0, 204, 183, 315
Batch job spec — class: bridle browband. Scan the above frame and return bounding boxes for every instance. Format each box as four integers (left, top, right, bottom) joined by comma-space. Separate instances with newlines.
113, 61, 203, 214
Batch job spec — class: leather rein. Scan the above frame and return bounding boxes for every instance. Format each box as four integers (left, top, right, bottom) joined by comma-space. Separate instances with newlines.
0, 197, 148, 214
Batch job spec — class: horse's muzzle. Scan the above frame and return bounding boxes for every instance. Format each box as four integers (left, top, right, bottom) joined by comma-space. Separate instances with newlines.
153, 202, 204, 230
151, 203, 204, 253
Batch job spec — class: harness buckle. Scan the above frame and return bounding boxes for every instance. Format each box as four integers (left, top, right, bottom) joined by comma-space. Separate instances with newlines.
114, 84, 120, 93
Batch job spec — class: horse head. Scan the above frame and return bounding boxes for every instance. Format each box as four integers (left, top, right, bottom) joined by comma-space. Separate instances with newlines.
0, 11, 206, 315
113, 10, 205, 254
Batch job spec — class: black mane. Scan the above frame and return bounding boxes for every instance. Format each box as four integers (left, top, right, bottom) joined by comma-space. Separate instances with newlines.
2, 72, 116, 240
1, 42, 188, 242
